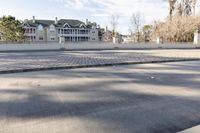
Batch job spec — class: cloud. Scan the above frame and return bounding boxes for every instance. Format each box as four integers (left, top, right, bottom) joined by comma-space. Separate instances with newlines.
55, 0, 168, 17
54, 0, 169, 34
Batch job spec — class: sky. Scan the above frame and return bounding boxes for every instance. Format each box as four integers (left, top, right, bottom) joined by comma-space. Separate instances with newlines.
0, 0, 198, 34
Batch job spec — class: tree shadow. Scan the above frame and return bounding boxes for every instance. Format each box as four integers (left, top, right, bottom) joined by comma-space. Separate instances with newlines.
0, 61, 200, 132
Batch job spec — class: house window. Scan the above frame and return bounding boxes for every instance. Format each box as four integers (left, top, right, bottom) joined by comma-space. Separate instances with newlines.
51, 37, 55, 41
39, 37, 43, 40
26, 29, 29, 33
38, 25, 43, 31
85, 30, 89, 34
50, 25, 55, 32
63, 23, 70, 28
64, 29, 67, 34
92, 38, 95, 40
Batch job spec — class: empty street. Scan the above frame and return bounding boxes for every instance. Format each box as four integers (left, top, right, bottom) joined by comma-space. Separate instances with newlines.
0, 59, 200, 133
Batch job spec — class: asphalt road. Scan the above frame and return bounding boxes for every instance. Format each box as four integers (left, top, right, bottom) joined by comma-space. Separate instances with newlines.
0, 61, 200, 133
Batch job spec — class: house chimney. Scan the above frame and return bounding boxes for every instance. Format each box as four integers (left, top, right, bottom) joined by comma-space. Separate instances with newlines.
55, 17, 58, 25
105, 26, 108, 32
86, 19, 89, 25
32, 16, 35, 23
24, 19, 28, 23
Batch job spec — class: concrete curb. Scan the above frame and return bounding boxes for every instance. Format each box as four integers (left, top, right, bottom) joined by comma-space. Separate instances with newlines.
178, 125, 200, 133
0, 58, 200, 75
0, 47, 200, 53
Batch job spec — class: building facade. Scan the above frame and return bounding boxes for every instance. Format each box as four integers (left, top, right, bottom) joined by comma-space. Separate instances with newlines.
23, 17, 99, 43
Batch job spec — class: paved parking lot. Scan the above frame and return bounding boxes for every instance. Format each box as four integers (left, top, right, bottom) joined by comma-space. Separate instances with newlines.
0, 49, 199, 73
0, 61, 200, 133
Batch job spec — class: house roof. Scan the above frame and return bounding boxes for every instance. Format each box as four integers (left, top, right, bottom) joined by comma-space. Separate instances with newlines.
57, 19, 85, 28
25, 20, 55, 27
24, 19, 94, 28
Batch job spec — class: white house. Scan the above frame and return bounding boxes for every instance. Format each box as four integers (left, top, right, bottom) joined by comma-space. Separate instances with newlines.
22, 16, 99, 43
122, 35, 134, 44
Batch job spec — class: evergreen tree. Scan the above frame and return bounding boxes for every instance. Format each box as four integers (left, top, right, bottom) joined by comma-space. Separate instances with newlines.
0, 16, 25, 43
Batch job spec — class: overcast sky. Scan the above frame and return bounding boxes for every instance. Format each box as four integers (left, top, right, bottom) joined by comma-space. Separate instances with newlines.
0, 0, 198, 34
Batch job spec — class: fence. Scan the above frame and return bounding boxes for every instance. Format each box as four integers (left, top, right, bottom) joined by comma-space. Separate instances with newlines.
0, 42, 199, 52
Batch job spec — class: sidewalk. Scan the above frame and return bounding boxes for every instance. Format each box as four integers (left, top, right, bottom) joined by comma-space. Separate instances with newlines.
179, 125, 200, 133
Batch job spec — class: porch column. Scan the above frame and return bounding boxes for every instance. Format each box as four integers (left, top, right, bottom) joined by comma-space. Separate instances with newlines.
194, 29, 200, 47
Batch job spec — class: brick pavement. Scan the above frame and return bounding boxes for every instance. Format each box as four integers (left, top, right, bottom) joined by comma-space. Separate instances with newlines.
0, 50, 199, 74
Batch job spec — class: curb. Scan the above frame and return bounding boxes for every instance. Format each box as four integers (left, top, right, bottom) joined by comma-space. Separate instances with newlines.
0, 47, 200, 53
0, 58, 199, 75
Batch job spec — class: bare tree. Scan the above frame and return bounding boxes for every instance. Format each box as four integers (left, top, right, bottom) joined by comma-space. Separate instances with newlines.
130, 12, 144, 42
169, 0, 198, 17
176, 3, 183, 16
191, 0, 197, 15
169, 0, 177, 20
151, 0, 200, 43
110, 14, 119, 37
152, 15, 200, 42
142, 25, 153, 42
183, 0, 192, 15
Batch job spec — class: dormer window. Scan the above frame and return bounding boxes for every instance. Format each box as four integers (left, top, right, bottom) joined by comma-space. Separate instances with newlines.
23, 23, 30, 27
80, 24, 86, 28
63, 23, 71, 28
38, 25, 43, 31
50, 25, 55, 32
92, 25, 96, 29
